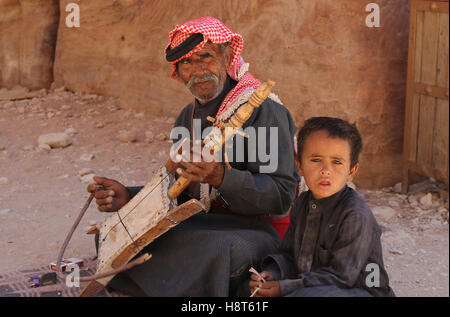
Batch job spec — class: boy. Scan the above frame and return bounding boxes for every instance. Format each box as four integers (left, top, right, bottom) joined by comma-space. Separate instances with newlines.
249, 117, 395, 297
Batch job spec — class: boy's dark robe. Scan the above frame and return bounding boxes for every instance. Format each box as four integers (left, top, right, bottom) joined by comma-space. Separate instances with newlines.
262, 186, 395, 297
107, 76, 300, 296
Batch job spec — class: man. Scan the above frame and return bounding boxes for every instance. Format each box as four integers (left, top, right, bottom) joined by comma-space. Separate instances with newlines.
88, 16, 299, 296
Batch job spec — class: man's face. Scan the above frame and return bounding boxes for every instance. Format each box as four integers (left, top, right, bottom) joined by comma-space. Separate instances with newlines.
176, 42, 231, 104
298, 130, 358, 200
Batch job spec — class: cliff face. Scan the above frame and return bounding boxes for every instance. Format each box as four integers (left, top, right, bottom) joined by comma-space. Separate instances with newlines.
0, 0, 59, 89
0, 0, 410, 188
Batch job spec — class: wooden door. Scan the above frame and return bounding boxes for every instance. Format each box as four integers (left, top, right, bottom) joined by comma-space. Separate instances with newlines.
403, 0, 449, 192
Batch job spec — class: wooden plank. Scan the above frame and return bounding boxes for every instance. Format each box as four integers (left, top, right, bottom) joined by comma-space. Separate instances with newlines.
421, 10, 440, 86
408, 94, 421, 162
437, 12, 449, 89
406, 160, 448, 183
414, 9, 424, 82
416, 1, 449, 13
432, 98, 449, 177
413, 82, 450, 99
416, 95, 436, 166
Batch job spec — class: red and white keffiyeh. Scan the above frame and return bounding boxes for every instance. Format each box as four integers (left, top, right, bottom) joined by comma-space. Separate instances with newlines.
166, 16, 281, 121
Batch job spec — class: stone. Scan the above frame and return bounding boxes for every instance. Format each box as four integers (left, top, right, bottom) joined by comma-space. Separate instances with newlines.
371, 206, 396, 222
95, 122, 105, 128
419, 193, 433, 209
38, 133, 72, 148
0, 177, 8, 185
80, 173, 96, 184
38, 143, 51, 152
0, 146, 5, 151
0, 209, 13, 215
155, 133, 168, 141
393, 182, 402, 193
80, 153, 95, 161
145, 131, 154, 143
64, 127, 78, 136
389, 249, 404, 255
23, 145, 34, 151
79, 168, 95, 176
118, 130, 137, 143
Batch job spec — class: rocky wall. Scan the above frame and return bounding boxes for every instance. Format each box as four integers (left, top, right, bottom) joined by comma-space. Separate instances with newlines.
4, 0, 411, 188
0, 0, 59, 89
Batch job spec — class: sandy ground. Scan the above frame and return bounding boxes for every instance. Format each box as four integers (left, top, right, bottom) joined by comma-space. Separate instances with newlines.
0, 88, 448, 297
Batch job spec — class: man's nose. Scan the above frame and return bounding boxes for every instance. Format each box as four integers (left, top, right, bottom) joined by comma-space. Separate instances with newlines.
192, 61, 207, 77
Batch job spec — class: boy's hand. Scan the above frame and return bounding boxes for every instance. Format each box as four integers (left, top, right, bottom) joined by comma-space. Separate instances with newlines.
249, 271, 281, 297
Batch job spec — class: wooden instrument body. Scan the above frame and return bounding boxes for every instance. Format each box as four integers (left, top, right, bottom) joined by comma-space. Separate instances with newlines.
78, 167, 204, 296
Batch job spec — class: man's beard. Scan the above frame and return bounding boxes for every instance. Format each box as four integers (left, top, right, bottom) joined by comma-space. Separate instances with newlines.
186, 73, 225, 104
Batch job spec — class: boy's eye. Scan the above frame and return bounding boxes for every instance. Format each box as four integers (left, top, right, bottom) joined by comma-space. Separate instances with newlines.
333, 160, 342, 165
311, 158, 321, 162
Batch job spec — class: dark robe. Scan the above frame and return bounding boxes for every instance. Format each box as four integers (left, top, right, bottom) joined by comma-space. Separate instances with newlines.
261, 186, 396, 297
108, 76, 300, 296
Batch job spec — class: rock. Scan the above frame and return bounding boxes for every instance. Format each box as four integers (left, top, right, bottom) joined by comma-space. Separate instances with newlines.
118, 130, 137, 143
80, 153, 95, 161
389, 249, 404, 255
393, 182, 402, 193
80, 173, 96, 184
38, 143, 51, 152
0, 209, 13, 215
64, 127, 78, 136
371, 206, 396, 222
439, 190, 449, 201
145, 131, 154, 143
0, 146, 5, 151
23, 145, 34, 151
419, 193, 433, 209
95, 122, 105, 128
0, 177, 8, 185
38, 133, 72, 148
79, 168, 94, 176
155, 133, 168, 141
388, 199, 400, 207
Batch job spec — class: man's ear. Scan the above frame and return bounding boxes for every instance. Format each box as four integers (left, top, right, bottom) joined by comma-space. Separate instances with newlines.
348, 163, 359, 181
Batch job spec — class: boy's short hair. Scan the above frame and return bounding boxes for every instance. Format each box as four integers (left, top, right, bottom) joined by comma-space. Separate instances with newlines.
297, 117, 363, 168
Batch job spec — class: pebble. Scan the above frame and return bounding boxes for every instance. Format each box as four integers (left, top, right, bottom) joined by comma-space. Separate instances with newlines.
0, 209, 13, 215
95, 122, 105, 128
38, 143, 51, 152
118, 130, 137, 143
371, 206, 396, 221
80, 173, 96, 184
79, 168, 94, 176
419, 193, 433, 208
80, 153, 95, 161
64, 127, 78, 136
389, 249, 404, 255
145, 131, 154, 143
38, 133, 72, 148
0, 177, 9, 185
0, 146, 5, 151
23, 145, 34, 151
155, 133, 168, 141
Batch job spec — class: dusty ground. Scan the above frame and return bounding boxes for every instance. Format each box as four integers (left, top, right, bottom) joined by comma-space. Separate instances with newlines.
0, 88, 448, 297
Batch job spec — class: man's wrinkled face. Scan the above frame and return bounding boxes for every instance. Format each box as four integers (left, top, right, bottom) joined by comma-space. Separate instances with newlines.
176, 42, 231, 105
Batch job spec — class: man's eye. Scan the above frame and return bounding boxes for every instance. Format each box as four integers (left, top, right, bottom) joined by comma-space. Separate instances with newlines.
200, 53, 212, 59
180, 59, 190, 64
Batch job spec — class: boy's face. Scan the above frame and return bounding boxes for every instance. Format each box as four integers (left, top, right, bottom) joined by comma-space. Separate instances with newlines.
298, 130, 359, 200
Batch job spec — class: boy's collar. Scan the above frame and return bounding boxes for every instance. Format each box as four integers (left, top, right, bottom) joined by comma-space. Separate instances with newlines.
308, 185, 349, 213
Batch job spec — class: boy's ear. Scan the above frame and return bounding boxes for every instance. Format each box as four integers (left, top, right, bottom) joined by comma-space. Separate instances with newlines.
295, 157, 304, 176
348, 163, 359, 181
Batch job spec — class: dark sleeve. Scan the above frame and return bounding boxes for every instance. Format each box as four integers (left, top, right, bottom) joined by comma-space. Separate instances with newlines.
217, 99, 300, 215
278, 209, 377, 295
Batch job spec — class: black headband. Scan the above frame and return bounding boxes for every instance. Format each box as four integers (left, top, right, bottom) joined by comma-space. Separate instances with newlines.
165, 33, 204, 62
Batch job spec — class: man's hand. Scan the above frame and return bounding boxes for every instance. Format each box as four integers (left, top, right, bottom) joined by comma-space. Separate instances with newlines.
177, 161, 225, 188
176, 142, 225, 188
249, 271, 281, 297
87, 176, 131, 212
